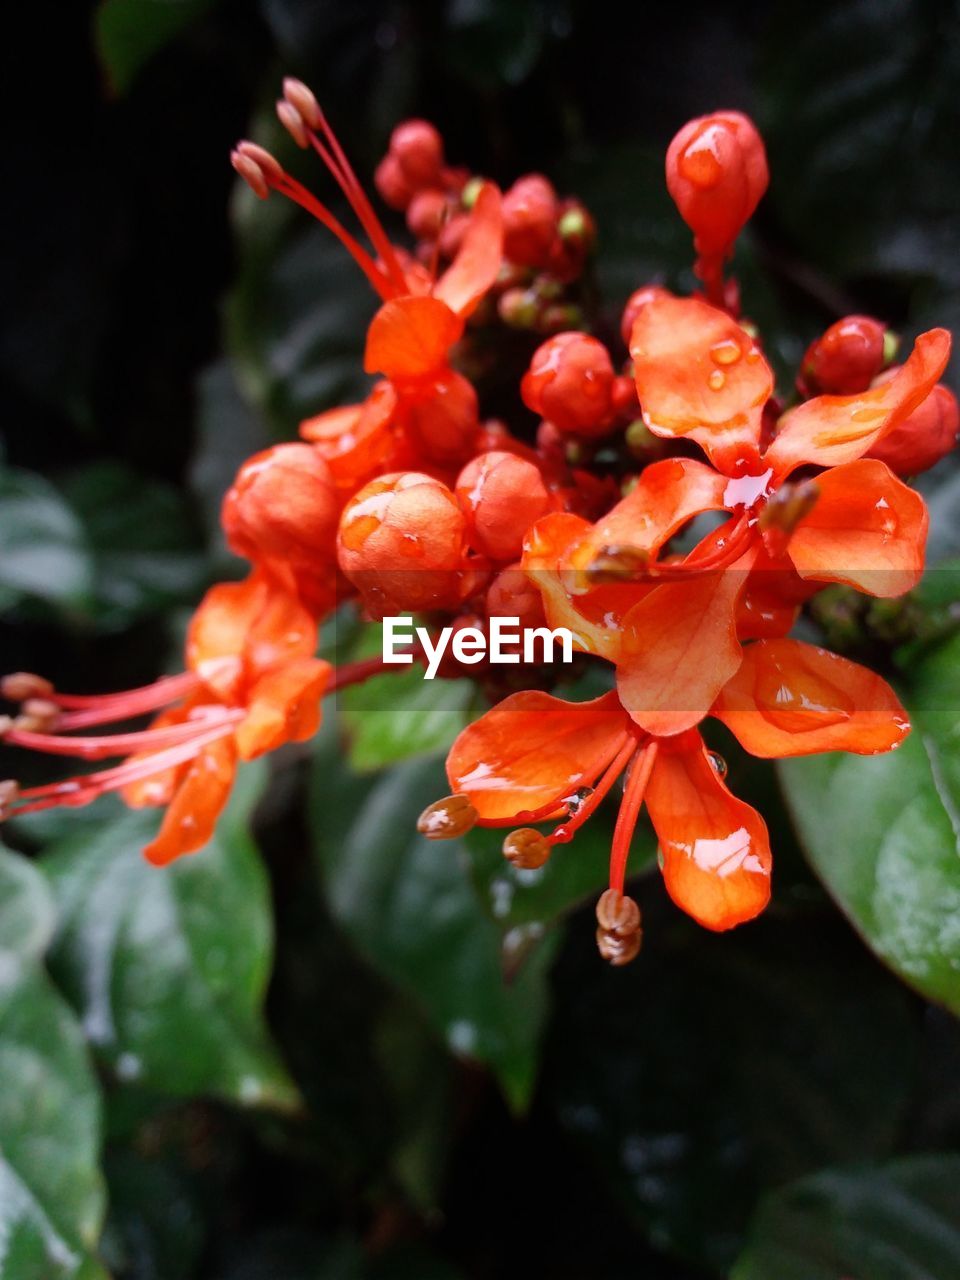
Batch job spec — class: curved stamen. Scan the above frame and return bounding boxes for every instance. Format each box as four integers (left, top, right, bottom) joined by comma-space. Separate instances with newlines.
548, 733, 639, 845
608, 740, 659, 894
4, 707, 243, 761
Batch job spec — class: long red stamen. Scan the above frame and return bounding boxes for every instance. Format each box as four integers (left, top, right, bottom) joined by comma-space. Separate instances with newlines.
9, 720, 237, 816
548, 733, 638, 845
608, 740, 659, 894
51, 673, 202, 730
5, 707, 242, 761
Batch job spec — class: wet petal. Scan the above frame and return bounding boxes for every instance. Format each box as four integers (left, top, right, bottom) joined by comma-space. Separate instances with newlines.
143, 735, 237, 866
712, 638, 910, 756
630, 294, 772, 475
787, 459, 928, 597
446, 690, 628, 822
765, 328, 951, 479
433, 182, 503, 318
616, 548, 756, 736
364, 295, 464, 380
236, 657, 330, 760
646, 730, 771, 930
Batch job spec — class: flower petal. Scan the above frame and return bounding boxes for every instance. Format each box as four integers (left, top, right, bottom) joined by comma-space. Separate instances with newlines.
446, 690, 628, 822
364, 295, 464, 380
433, 182, 503, 318
616, 547, 757, 736
236, 657, 330, 760
646, 730, 771, 930
787, 458, 928, 597
630, 294, 772, 475
143, 735, 237, 866
711, 638, 910, 756
765, 328, 951, 480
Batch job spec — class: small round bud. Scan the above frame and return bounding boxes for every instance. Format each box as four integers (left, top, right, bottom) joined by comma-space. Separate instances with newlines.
800, 315, 887, 395
222, 444, 340, 615
2, 673, 54, 702
407, 189, 450, 240
868, 378, 959, 475
557, 204, 596, 253
620, 285, 672, 348
374, 153, 415, 210
497, 287, 539, 329
486, 565, 547, 632
417, 794, 478, 839
282, 77, 322, 129
666, 111, 768, 256
502, 175, 559, 268
456, 451, 552, 561
503, 828, 552, 870
521, 332, 617, 438
276, 100, 309, 148
390, 120, 444, 187
403, 370, 479, 465
337, 472, 467, 615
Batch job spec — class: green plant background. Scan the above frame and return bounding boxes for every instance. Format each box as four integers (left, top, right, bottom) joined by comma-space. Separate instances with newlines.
2, 0, 960, 1276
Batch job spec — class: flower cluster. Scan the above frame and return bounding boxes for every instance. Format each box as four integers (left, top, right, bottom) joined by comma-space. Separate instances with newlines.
2, 84, 956, 961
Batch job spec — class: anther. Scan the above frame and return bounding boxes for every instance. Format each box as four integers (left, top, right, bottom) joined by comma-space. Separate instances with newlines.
0, 779, 20, 818
276, 100, 309, 149
596, 928, 641, 966
585, 544, 651, 584
0, 715, 12, 738
1, 673, 54, 702
417, 794, 478, 840
759, 478, 820, 539
282, 77, 323, 129
16, 699, 60, 733
503, 828, 551, 870
231, 150, 270, 199
596, 888, 641, 935
235, 141, 284, 184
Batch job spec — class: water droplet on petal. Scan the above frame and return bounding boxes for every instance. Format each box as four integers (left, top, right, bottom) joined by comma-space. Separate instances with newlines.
710, 338, 742, 366
708, 369, 726, 391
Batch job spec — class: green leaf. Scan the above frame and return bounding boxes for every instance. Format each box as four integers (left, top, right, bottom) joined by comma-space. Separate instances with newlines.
0, 466, 91, 612
779, 632, 960, 1015
732, 1155, 960, 1280
0, 845, 107, 1279
339, 669, 474, 771
310, 727, 554, 1110
95, 0, 221, 95
40, 765, 298, 1110
547, 904, 918, 1272
60, 461, 207, 630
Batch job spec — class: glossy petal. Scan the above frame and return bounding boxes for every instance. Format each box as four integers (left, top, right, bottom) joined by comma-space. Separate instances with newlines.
630, 294, 772, 475
143, 735, 237, 866
616, 548, 756, 736
433, 182, 503, 318
765, 328, 952, 480
712, 638, 910, 756
788, 459, 928, 597
446, 690, 628, 822
121, 703, 196, 809
364, 295, 464, 380
236, 657, 330, 760
646, 730, 771, 930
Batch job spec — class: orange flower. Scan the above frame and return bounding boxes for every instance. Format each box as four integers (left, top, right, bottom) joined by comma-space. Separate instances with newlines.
1, 571, 330, 865
432, 636, 908, 942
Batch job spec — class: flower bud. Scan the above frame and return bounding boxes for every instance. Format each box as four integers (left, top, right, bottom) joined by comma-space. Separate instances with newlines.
503, 828, 551, 870
417, 793, 478, 839
406, 189, 450, 240
374, 153, 414, 210
390, 120, 444, 187
337, 472, 467, 615
557, 203, 596, 254
867, 376, 959, 475
456, 451, 552, 561
403, 370, 479, 465
666, 111, 768, 256
222, 444, 340, 614
799, 315, 887, 395
502, 175, 559, 268
521, 332, 617, 437
620, 284, 672, 348
485, 564, 547, 632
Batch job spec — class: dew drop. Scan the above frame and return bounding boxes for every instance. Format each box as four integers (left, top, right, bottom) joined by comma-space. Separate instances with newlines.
707, 750, 728, 778
710, 338, 742, 366
708, 369, 726, 391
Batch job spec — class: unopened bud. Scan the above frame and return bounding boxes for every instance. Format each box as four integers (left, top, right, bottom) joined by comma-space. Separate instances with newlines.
1, 673, 54, 702
503, 828, 551, 870
276, 100, 309, 148
497, 287, 538, 329
417, 794, 478, 839
282, 77, 322, 129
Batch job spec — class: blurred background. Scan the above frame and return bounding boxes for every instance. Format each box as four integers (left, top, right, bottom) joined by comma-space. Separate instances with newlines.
2, 1, 960, 1277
